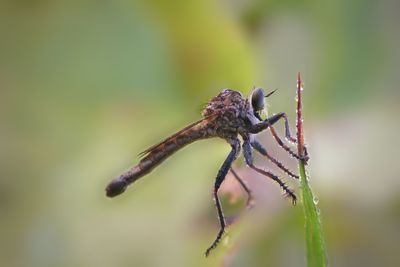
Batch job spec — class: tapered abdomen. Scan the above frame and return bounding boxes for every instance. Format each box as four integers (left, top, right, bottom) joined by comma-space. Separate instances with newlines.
106, 119, 212, 197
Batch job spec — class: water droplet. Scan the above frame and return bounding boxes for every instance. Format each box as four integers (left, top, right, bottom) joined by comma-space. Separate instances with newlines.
300, 87, 304, 91
295, 96, 298, 102
313, 196, 319, 205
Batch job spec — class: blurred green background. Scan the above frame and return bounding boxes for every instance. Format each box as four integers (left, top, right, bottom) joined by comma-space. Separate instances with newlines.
1, 0, 399, 266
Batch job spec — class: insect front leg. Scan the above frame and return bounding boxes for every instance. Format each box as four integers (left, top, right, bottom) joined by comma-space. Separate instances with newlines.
205, 138, 240, 257
242, 138, 297, 205
248, 112, 284, 134
269, 125, 309, 163
248, 113, 308, 163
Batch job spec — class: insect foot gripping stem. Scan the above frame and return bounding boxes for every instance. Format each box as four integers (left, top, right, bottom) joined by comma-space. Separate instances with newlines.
106, 177, 128, 197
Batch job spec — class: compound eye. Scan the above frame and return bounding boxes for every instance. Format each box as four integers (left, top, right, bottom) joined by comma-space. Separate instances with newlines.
251, 88, 266, 112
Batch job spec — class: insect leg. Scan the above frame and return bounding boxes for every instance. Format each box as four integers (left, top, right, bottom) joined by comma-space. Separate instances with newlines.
270, 113, 310, 162
248, 112, 285, 134
269, 125, 310, 162
248, 113, 308, 162
205, 138, 240, 257
230, 168, 254, 209
280, 113, 297, 143
251, 140, 299, 179
242, 139, 296, 205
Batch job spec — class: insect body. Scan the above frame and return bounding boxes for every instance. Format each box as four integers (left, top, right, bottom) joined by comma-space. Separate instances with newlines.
106, 88, 304, 256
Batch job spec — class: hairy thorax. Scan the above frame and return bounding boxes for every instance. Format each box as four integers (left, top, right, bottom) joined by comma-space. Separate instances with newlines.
202, 89, 251, 138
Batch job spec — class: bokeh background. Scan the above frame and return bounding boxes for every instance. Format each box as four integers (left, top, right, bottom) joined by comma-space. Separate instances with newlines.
1, 0, 399, 266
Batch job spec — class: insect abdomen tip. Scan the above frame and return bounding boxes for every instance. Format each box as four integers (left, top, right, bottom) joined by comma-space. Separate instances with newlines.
106, 178, 127, 197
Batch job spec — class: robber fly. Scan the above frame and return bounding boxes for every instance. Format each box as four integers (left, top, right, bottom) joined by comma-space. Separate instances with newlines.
106, 87, 306, 256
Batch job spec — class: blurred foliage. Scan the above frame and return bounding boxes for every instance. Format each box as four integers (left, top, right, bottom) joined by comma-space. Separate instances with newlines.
0, 0, 399, 266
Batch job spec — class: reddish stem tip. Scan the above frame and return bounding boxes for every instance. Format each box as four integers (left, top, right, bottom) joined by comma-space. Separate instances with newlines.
296, 72, 304, 157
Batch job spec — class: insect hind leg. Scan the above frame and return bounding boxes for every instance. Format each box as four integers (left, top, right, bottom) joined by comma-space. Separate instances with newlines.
205, 138, 240, 257
230, 168, 255, 209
